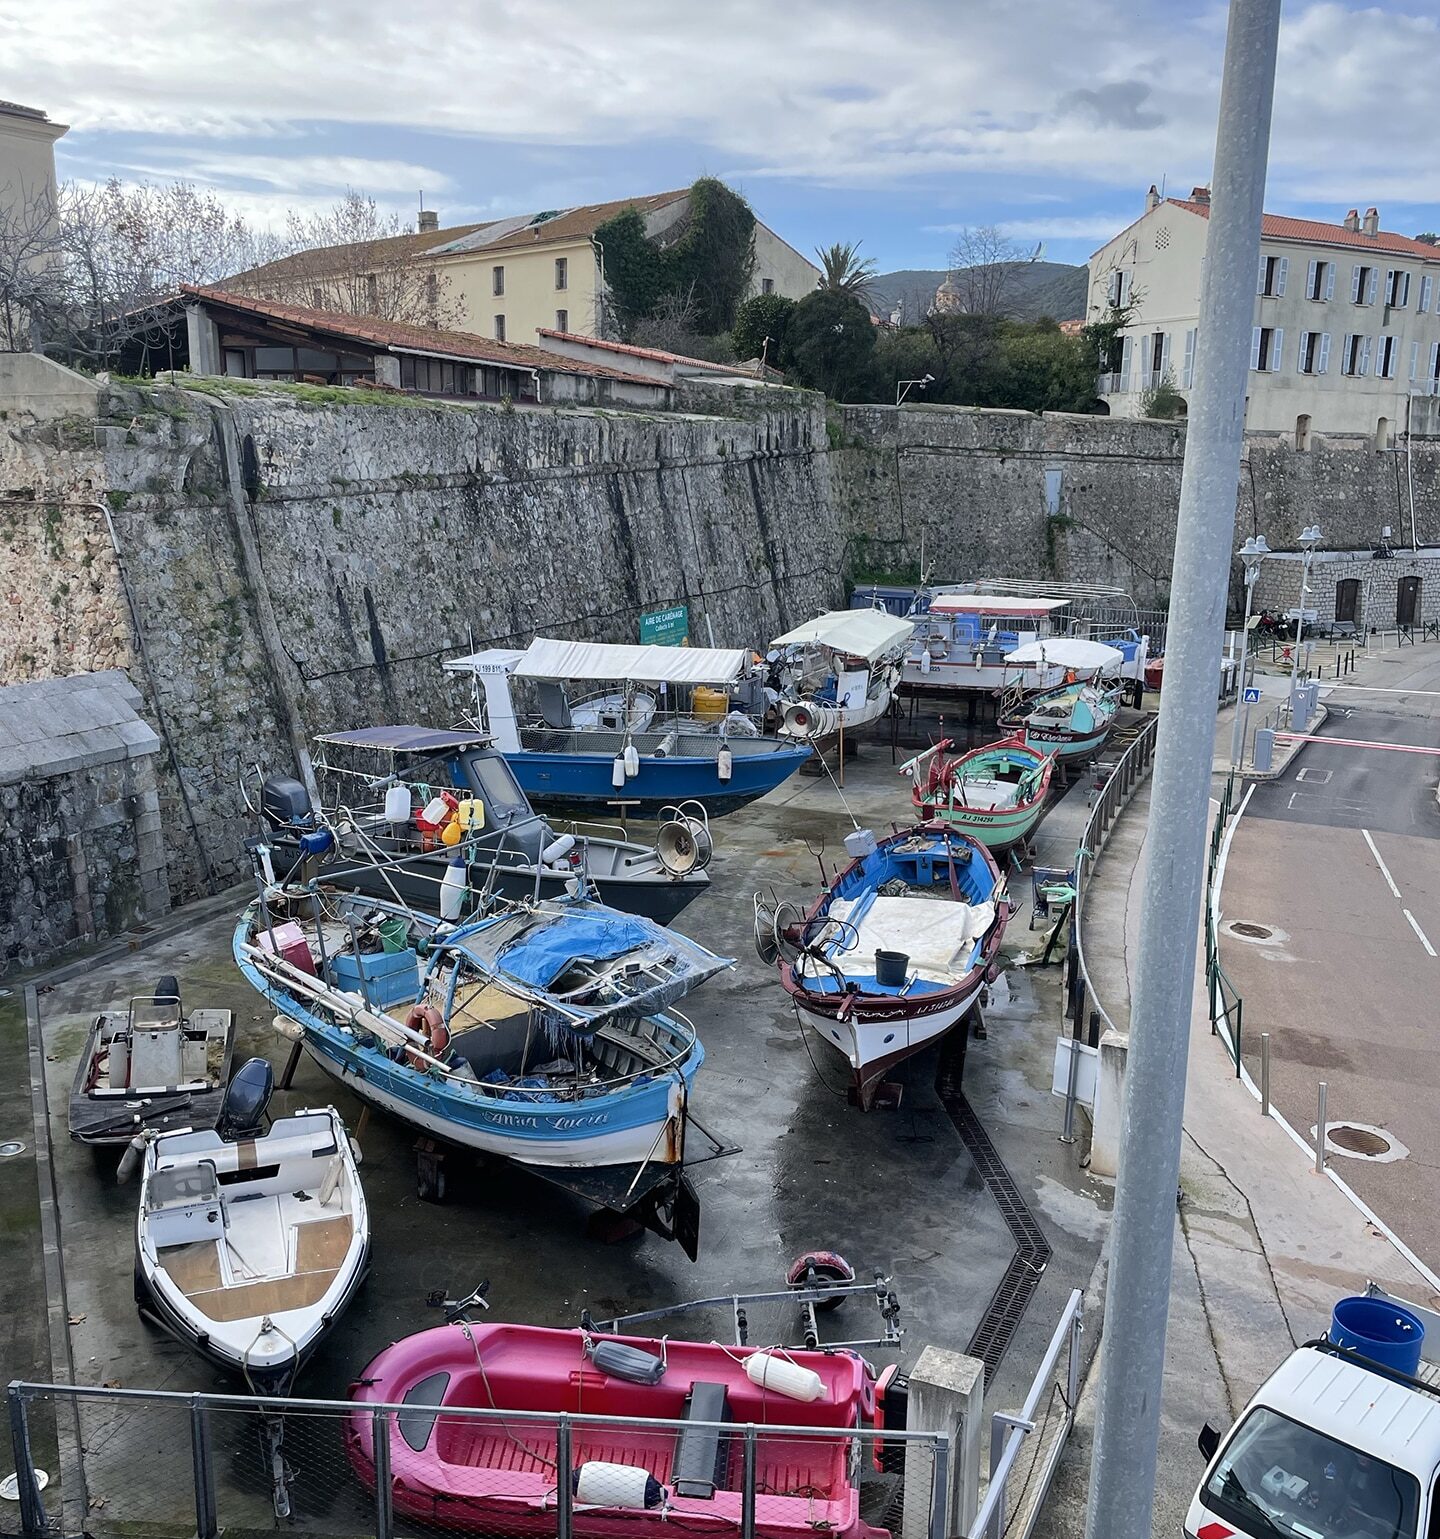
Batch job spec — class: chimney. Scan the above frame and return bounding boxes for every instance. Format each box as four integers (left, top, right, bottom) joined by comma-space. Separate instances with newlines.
418, 209, 439, 233
1190, 185, 1211, 206
1343, 208, 1360, 232
1362, 206, 1379, 237
1145, 183, 1161, 213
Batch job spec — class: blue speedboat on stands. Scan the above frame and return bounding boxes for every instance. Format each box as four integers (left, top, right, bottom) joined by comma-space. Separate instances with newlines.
234, 885, 732, 1256
444, 639, 811, 816
758, 825, 1009, 1109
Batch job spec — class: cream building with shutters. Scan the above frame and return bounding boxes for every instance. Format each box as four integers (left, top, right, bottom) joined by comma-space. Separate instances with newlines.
1088, 186, 1440, 443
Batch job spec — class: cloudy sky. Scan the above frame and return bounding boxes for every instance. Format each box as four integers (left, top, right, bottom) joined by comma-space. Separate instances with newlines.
8, 0, 1440, 273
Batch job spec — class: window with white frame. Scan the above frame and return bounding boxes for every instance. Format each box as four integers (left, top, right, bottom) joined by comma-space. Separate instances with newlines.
1106, 269, 1130, 308
1419, 274, 1434, 314
1342, 332, 1371, 375
555, 309, 568, 332
492, 265, 505, 297
554, 256, 568, 290
1385, 269, 1411, 308
1298, 331, 1330, 375
1182, 327, 1197, 388
1250, 325, 1283, 372
1351, 264, 1378, 304
1306, 259, 1335, 301
1258, 254, 1288, 297
1377, 334, 1399, 378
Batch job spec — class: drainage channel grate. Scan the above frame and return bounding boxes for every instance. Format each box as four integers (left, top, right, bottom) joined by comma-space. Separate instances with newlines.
937, 1039, 1052, 1385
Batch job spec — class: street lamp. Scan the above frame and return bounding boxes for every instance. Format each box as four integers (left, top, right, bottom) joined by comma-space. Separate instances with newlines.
1288, 524, 1322, 723
896, 373, 934, 407
1229, 533, 1271, 767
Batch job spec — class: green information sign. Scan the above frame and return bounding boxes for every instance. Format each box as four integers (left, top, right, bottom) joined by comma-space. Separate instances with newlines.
639, 604, 689, 647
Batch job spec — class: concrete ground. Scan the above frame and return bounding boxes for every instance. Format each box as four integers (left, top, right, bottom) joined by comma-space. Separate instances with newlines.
5, 713, 1114, 1536
1035, 642, 1440, 1537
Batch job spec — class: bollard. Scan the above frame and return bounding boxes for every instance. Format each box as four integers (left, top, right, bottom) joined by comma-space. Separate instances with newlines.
1253, 727, 1275, 773
1316, 1081, 1327, 1174
1260, 1032, 1270, 1118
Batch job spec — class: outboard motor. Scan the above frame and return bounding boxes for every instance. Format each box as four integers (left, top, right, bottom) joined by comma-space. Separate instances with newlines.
216, 1057, 274, 1142
260, 774, 315, 832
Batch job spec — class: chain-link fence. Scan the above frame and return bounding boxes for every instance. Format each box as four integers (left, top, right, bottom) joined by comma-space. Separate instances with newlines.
4, 1383, 947, 1539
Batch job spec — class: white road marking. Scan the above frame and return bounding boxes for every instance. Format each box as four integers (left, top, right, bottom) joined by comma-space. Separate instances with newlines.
1362, 828, 1402, 898
1363, 828, 1436, 958
1326, 683, 1440, 696
1404, 909, 1438, 957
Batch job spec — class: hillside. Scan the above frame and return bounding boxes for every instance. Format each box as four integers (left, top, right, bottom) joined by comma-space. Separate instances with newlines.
871, 261, 1088, 324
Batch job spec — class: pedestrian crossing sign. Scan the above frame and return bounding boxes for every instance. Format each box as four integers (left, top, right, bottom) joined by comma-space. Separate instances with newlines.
1243, 686, 1262, 703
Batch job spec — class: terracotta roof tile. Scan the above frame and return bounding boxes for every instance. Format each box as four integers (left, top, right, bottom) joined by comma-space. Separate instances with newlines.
534, 328, 736, 372
429, 191, 688, 257
1167, 198, 1440, 260
179, 286, 663, 387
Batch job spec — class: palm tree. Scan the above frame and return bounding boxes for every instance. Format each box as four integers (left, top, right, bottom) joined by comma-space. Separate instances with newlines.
814, 240, 879, 308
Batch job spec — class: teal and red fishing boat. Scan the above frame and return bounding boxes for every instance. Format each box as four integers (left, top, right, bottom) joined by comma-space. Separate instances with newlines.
901, 736, 1055, 851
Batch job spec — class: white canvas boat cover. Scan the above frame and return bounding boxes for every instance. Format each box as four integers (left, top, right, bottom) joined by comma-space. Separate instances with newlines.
513, 638, 749, 685
771, 610, 914, 663
1003, 638, 1124, 671
929, 594, 1071, 616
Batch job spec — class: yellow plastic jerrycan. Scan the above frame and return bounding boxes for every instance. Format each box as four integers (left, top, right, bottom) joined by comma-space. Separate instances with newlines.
455, 798, 485, 831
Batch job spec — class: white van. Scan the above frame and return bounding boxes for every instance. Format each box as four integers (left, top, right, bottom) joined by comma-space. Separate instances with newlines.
1185, 1288, 1440, 1539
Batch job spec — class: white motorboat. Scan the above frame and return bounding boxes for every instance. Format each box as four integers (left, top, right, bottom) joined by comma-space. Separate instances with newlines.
134, 1068, 369, 1396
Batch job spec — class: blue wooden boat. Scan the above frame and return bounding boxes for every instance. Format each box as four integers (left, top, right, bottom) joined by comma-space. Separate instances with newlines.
760, 825, 1009, 1109
445, 640, 811, 815
234, 889, 732, 1256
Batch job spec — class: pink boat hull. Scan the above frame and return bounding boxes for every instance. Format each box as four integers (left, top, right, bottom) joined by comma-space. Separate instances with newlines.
347, 1322, 889, 1539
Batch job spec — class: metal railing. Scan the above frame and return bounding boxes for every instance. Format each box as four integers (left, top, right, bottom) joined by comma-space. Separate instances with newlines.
969, 1289, 1084, 1539
3, 1380, 948, 1539
1204, 773, 1243, 1074
1066, 714, 1160, 1047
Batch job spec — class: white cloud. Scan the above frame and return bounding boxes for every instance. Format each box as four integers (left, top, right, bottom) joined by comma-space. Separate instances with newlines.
8, 0, 1440, 234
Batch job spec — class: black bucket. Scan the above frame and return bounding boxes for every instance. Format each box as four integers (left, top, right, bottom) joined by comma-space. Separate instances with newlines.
875, 950, 909, 988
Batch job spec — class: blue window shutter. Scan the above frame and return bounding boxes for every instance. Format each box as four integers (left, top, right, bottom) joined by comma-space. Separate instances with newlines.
1276, 257, 1288, 297
1324, 264, 1336, 301
1270, 328, 1283, 371
1367, 268, 1379, 305
1258, 257, 1268, 295
1351, 265, 1363, 302
1183, 328, 1196, 388
1306, 258, 1318, 298
1250, 326, 1263, 369
1318, 333, 1330, 374
1411, 340, 1420, 381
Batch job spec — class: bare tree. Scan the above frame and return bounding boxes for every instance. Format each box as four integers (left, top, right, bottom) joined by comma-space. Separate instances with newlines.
0, 181, 65, 349
237, 190, 464, 328
946, 225, 1042, 317
629, 286, 733, 362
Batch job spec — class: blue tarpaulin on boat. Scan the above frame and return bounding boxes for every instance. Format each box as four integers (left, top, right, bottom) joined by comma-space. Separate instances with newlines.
497, 913, 660, 990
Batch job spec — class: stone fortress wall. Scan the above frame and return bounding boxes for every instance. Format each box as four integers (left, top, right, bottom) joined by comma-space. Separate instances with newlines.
4, 356, 1439, 957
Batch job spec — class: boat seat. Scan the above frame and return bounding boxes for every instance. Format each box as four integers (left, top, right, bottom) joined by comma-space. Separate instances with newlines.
672, 1382, 732, 1499
536, 683, 574, 731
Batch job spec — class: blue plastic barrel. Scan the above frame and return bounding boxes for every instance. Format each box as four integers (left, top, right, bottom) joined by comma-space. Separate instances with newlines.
1329, 1296, 1426, 1376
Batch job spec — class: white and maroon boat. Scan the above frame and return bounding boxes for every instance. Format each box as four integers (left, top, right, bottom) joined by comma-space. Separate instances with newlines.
758, 826, 1009, 1108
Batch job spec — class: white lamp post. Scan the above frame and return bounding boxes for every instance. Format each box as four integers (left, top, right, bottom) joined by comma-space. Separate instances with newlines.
1229, 533, 1271, 767
896, 373, 934, 407
1288, 524, 1322, 722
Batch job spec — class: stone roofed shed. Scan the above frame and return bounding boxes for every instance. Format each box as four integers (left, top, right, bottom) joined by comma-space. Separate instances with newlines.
0, 670, 171, 973
175, 285, 673, 409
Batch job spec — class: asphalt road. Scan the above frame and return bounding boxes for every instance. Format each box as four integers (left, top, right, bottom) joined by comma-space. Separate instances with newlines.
1221, 645, 1440, 1274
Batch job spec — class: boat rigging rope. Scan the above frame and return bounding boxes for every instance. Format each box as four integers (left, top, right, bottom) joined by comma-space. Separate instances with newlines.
458, 1318, 559, 1474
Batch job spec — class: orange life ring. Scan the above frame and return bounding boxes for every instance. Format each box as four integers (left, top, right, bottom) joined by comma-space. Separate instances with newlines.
405, 1004, 447, 1068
